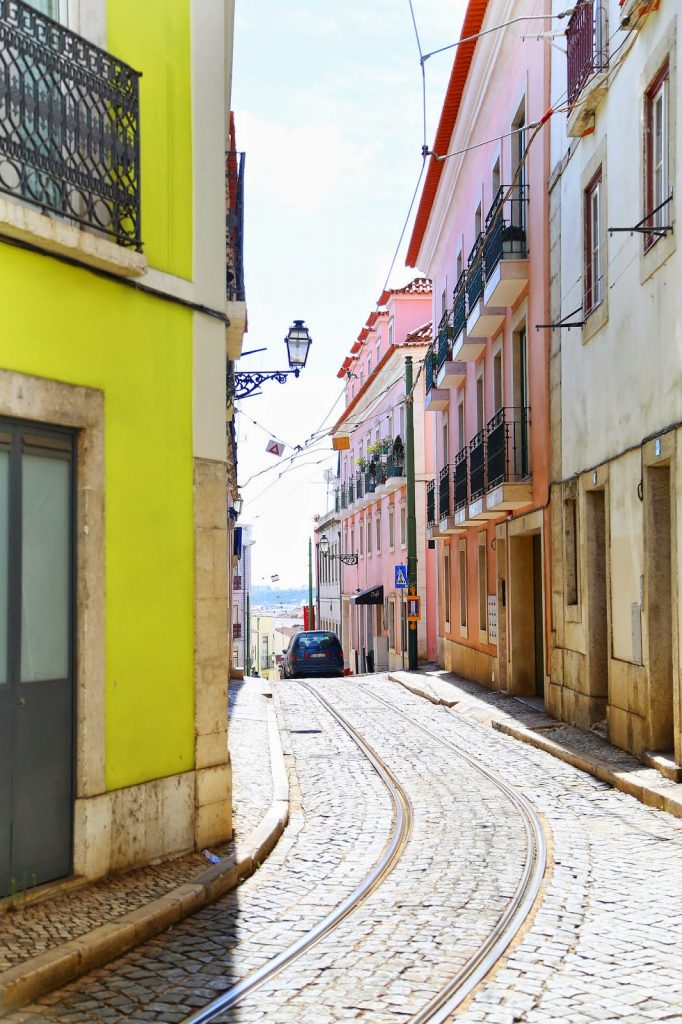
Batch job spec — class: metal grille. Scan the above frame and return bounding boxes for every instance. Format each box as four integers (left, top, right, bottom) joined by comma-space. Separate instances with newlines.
426, 479, 436, 528
469, 430, 486, 500
438, 463, 451, 519
454, 447, 468, 510
0, 0, 142, 248
486, 407, 530, 488
425, 347, 435, 393
452, 270, 466, 338
466, 234, 484, 309
226, 149, 245, 301
483, 184, 528, 280
436, 309, 452, 371
567, 0, 608, 105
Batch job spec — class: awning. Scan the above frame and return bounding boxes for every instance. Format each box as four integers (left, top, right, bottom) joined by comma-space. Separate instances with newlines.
352, 584, 384, 606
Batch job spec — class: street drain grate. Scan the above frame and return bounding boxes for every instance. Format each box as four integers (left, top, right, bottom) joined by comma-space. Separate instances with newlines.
290, 728, 323, 735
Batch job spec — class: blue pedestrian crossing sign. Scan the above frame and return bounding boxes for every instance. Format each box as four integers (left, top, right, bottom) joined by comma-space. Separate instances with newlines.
395, 564, 408, 589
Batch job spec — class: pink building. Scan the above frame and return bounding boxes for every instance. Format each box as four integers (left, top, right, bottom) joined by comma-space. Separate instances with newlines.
406, 0, 552, 697
329, 279, 436, 673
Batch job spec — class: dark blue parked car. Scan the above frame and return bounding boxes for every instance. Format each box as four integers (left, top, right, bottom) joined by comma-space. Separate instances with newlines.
281, 631, 344, 679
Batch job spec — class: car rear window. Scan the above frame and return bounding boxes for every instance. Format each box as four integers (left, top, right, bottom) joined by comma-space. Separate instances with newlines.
295, 632, 341, 653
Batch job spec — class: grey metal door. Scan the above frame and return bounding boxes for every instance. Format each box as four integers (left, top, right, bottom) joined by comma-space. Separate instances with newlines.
0, 421, 74, 897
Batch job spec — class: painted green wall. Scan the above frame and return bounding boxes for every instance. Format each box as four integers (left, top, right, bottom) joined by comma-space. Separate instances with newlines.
107, 0, 193, 279
1, 245, 195, 789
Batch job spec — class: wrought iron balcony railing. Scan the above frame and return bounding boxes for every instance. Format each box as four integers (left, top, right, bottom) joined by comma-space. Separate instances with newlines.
380, 436, 405, 481
226, 149, 245, 301
0, 0, 142, 249
348, 478, 355, 505
436, 308, 452, 371
426, 478, 436, 528
486, 406, 530, 488
365, 467, 377, 495
355, 472, 364, 500
469, 429, 486, 500
438, 464, 451, 520
567, 0, 608, 106
452, 270, 467, 338
425, 347, 435, 394
454, 446, 468, 511
483, 184, 528, 280
466, 233, 484, 310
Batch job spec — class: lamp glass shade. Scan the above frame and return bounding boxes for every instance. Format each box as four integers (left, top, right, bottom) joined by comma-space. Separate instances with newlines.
285, 320, 312, 369
319, 534, 329, 555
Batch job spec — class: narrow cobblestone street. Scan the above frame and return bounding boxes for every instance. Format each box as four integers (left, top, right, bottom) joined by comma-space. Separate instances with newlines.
5, 675, 682, 1024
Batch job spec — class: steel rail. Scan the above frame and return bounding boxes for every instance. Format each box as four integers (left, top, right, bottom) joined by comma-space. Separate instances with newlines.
366, 686, 547, 1024
180, 681, 413, 1024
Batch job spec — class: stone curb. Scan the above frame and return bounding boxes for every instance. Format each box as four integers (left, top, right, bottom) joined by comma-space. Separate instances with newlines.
387, 672, 682, 822
0, 698, 289, 1015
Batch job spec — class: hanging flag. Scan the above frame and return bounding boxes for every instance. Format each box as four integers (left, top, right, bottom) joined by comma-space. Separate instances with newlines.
266, 439, 285, 457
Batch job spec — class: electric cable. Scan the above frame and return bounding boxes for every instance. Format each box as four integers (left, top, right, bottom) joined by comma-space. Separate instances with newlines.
420, 11, 577, 64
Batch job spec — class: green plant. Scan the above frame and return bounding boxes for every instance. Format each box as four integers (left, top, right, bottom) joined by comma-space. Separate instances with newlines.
355, 457, 367, 471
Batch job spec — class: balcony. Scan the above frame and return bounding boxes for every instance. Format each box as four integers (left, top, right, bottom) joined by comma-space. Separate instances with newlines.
483, 185, 529, 309
426, 478, 436, 528
485, 406, 532, 512
464, 234, 500, 347
437, 463, 461, 535
226, 148, 247, 359
452, 447, 477, 527
375, 436, 405, 495
0, 1, 142, 259
566, 1, 609, 137
425, 346, 448, 412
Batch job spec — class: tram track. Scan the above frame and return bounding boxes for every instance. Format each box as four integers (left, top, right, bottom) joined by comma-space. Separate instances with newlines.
180, 679, 547, 1024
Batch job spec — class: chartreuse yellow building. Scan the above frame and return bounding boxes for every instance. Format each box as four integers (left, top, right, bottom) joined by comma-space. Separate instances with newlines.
0, 0, 245, 896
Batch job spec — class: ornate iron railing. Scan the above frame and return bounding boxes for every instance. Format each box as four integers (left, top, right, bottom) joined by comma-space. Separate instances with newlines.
226, 149, 245, 301
567, 0, 608, 105
438, 464, 451, 519
386, 436, 405, 479
469, 429, 486, 500
426, 478, 436, 528
348, 478, 355, 504
436, 309, 452, 371
466, 233, 484, 309
0, 0, 142, 249
425, 347, 435, 394
365, 466, 377, 495
454, 447, 468, 510
483, 184, 528, 280
452, 270, 467, 338
355, 472, 364, 500
486, 406, 530, 488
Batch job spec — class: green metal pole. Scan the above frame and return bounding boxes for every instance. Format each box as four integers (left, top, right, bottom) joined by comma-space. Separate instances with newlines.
308, 536, 314, 630
245, 591, 251, 677
405, 356, 418, 670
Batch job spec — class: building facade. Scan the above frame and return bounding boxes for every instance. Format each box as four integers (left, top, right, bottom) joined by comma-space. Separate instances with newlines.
315, 508, 343, 639
0, 0, 244, 895
332, 280, 436, 673
407, 0, 551, 697
548, 0, 682, 768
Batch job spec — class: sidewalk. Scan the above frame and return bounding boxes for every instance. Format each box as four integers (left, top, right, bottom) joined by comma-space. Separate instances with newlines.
388, 667, 682, 820
0, 678, 288, 1015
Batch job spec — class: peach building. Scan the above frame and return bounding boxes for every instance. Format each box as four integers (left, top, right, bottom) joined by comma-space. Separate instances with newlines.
406, 0, 552, 697
331, 280, 436, 673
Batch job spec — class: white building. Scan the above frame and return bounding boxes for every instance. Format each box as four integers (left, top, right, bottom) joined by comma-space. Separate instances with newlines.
315, 507, 343, 639
232, 524, 254, 673
548, 0, 682, 772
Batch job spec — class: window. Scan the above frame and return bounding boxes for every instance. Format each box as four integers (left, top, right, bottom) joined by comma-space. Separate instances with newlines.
400, 505, 406, 547
442, 416, 449, 466
444, 547, 451, 629
376, 339, 381, 364
441, 287, 447, 315
476, 372, 484, 432
359, 521, 364, 555
367, 354, 372, 376
584, 169, 602, 313
492, 156, 500, 200
478, 536, 488, 635
388, 597, 396, 649
350, 526, 355, 555
512, 99, 526, 229
457, 398, 465, 450
564, 497, 579, 606
389, 506, 395, 549
456, 249, 463, 280
645, 63, 669, 247
493, 349, 503, 412
459, 542, 468, 630
367, 517, 372, 555
27, 0, 61, 16
388, 318, 394, 346
375, 514, 381, 553
475, 202, 482, 237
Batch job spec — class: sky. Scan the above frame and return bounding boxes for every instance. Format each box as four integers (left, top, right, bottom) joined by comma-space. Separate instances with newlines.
232, 1, 465, 589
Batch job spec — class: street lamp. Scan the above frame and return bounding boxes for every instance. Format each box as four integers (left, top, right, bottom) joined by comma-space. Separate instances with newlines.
230, 320, 313, 401
319, 534, 358, 565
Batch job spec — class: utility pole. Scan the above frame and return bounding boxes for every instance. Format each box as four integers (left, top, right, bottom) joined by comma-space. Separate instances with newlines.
245, 590, 251, 677
405, 356, 418, 670
308, 536, 314, 630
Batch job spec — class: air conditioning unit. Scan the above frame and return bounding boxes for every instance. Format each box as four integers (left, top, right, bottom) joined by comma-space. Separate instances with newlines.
373, 636, 389, 672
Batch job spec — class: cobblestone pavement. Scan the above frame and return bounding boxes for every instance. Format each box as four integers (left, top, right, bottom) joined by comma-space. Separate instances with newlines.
0, 678, 270, 973
7, 674, 682, 1023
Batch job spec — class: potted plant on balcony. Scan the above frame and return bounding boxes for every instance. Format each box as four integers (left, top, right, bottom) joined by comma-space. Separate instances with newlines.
380, 436, 392, 463
392, 436, 405, 476
356, 456, 367, 472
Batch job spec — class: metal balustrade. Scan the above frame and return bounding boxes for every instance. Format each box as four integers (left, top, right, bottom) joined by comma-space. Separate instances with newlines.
466, 234, 484, 309
469, 429, 486, 500
438, 464, 451, 520
425, 348, 435, 394
567, 0, 608, 105
436, 309, 452, 371
226, 150, 245, 301
426, 478, 436, 528
0, 0, 142, 248
452, 270, 467, 338
486, 407, 530, 488
483, 184, 528, 280
454, 447, 468, 510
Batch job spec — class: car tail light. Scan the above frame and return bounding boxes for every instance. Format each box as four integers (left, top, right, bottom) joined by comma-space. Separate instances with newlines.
290, 651, 297, 662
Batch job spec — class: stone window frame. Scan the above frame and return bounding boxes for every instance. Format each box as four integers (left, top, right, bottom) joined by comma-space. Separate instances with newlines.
581, 138, 609, 344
